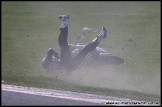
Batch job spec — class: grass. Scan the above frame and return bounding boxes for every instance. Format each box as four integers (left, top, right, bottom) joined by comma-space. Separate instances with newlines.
2, 73, 160, 102
2, 1, 161, 102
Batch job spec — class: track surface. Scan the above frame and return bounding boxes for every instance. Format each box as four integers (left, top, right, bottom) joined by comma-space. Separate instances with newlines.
2, 84, 159, 106
2, 90, 100, 105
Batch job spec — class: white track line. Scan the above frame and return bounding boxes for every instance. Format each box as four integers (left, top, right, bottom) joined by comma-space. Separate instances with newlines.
2, 84, 159, 106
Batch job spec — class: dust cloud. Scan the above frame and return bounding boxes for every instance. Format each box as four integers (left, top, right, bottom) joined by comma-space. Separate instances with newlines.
53, 65, 160, 96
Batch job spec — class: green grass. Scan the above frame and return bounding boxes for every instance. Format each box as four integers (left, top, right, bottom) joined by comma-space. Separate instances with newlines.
2, 1, 160, 102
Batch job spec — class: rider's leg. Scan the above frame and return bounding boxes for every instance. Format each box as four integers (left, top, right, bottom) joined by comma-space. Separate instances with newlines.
77, 27, 107, 58
72, 27, 107, 69
58, 15, 72, 69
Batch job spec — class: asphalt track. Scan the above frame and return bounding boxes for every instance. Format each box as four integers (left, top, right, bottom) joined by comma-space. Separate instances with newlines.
2, 84, 159, 106
2, 90, 100, 105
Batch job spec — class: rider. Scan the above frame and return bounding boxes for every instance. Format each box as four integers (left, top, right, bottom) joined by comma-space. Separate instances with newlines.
42, 15, 107, 72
